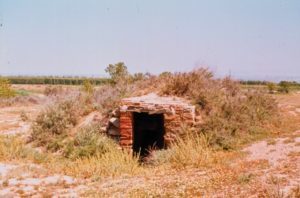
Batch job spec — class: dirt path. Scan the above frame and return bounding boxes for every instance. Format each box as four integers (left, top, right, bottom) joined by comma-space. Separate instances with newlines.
243, 130, 300, 195
0, 105, 42, 136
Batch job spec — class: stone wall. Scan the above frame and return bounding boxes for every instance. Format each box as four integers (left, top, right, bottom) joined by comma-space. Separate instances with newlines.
163, 107, 195, 146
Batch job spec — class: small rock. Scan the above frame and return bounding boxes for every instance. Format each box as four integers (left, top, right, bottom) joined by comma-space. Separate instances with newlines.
100, 127, 107, 132
109, 117, 120, 128
108, 127, 120, 136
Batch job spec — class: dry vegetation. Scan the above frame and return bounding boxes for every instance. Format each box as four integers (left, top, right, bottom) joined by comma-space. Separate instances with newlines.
0, 67, 299, 197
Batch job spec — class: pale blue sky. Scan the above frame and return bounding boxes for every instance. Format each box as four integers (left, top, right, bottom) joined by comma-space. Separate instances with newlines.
0, 0, 300, 79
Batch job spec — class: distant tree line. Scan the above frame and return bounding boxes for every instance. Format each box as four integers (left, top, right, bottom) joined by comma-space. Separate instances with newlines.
240, 80, 300, 93
3, 76, 110, 85
240, 80, 300, 87
239, 80, 269, 85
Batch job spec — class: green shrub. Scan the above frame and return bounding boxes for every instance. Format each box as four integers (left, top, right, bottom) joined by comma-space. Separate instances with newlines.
278, 81, 290, 93
267, 82, 276, 94
82, 80, 94, 95
63, 124, 114, 159
0, 78, 15, 98
105, 62, 130, 84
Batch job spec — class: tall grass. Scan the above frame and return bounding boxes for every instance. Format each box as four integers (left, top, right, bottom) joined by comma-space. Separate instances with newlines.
151, 134, 219, 169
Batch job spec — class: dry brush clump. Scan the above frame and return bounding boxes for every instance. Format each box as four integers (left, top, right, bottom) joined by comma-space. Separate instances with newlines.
30, 96, 94, 151
159, 68, 278, 149
44, 85, 63, 96
92, 74, 161, 118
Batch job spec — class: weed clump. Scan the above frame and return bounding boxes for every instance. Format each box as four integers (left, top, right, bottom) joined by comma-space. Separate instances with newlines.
30, 95, 112, 158
44, 86, 63, 96
278, 81, 290, 93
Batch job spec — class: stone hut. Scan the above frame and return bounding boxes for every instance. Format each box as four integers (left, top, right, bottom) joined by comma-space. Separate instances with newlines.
112, 93, 195, 156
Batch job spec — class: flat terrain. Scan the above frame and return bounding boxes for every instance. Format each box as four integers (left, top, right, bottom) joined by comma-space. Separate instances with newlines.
0, 85, 299, 197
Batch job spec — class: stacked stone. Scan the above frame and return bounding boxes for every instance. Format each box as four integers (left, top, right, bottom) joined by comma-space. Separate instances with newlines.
107, 109, 120, 140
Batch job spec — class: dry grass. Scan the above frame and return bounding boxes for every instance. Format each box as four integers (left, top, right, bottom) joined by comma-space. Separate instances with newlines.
150, 133, 229, 170
50, 150, 141, 180
0, 134, 140, 180
0, 135, 48, 163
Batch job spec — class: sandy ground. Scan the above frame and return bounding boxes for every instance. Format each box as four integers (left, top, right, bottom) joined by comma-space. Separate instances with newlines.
0, 163, 84, 197
243, 130, 300, 194
0, 105, 40, 136
0, 88, 300, 197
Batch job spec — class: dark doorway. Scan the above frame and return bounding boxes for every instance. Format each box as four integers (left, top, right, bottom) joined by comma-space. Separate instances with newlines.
133, 112, 165, 157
